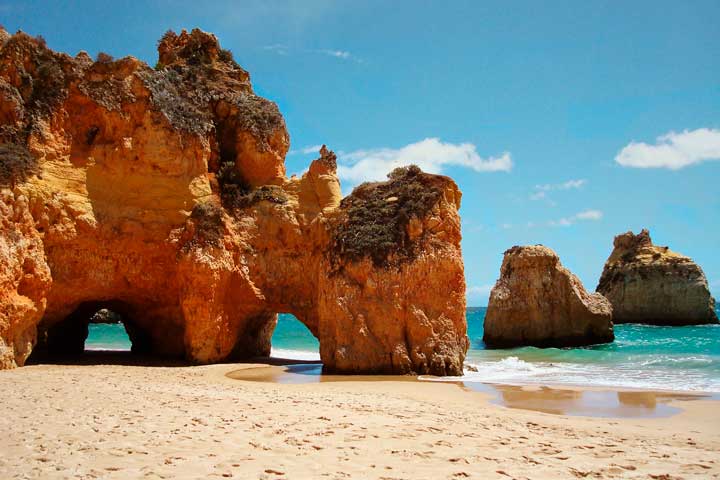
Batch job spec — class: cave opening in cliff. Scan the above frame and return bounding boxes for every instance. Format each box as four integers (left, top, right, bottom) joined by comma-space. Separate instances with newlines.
29, 300, 155, 362
84, 309, 132, 353
269, 314, 321, 362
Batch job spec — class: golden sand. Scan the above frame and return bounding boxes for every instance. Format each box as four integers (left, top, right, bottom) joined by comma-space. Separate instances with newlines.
1, 356, 718, 479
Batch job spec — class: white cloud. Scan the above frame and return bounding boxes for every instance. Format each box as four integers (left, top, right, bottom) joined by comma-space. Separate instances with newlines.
288, 144, 324, 156
529, 190, 546, 201
301, 144, 323, 154
336, 137, 512, 187
468, 284, 494, 294
467, 284, 494, 302
262, 44, 289, 55
615, 128, 720, 170
462, 220, 484, 233
560, 179, 587, 189
531, 179, 586, 201
318, 49, 351, 60
574, 209, 603, 220
548, 209, 603, 227
263, 45, 360, 62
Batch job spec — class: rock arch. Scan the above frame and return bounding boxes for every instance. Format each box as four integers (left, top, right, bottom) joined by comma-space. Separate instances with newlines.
0, 28, 468, 374
37, 300, 150, 356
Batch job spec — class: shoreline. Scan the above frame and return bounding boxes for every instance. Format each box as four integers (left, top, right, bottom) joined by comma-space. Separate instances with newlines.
2, 361, 718, 478
81, 347, 720, 396
83, 315, 720, 394
227, 363, 719, 419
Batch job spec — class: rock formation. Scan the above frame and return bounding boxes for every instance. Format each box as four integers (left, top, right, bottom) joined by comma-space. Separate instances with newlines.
597, 229, 718, 325
483, 245, 614, 348
0, 28, 468, 374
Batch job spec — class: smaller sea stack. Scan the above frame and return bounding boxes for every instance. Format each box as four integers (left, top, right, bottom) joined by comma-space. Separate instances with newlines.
484, 245, 614, 348
597, 229, 718, 326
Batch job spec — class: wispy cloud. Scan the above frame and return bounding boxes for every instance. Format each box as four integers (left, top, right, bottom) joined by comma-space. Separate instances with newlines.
529, 191, 547, 201
336, 137, 512, 188
536, 179, 587, 191
288, 144, 324, 156
615, 128, 720, 170
462, 219, 484, 233
301, 144, 323, 154
467, 284, 494, 299
548, 209, 603, 227
502, 208, 603, 230
317, 49, 351, 60
262, 44, 289, 55
262, 45, 360, 62
530, 179, 586, 201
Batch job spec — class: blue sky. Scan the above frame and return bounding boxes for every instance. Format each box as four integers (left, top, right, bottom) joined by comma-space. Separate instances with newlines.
3, 1, 719, 305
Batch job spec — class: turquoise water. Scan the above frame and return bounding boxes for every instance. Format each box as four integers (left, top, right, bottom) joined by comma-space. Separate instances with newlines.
86, 308, 720, 392
461, 308, 720, 392
85, 323, 132, 350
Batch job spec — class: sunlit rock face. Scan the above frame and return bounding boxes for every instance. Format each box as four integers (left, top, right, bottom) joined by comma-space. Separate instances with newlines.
597, 229, 718, 326
483, 245, 614, 348
0, 28, 468, 374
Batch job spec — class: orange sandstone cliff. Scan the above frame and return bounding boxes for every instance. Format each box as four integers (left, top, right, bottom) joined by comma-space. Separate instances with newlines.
0, 28, 468, 374
597, 229, 717, 326
483, 245, 614, 348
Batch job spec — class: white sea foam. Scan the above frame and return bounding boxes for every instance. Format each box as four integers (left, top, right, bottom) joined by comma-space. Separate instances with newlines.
84, 345, 130, 352
422, 356, 720, 393
270, 348, 321, 361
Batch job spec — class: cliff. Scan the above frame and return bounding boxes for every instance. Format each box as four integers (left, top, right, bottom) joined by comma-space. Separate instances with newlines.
597, 229, 718, 326
0, 28, 468, 374
484, 245, 614, 348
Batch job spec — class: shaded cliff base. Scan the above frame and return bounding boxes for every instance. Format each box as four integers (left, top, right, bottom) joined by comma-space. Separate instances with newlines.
1, 362, 718, 479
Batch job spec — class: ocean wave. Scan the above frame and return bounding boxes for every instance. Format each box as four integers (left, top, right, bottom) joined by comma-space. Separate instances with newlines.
422, 356, 720, 393
637, 355, 715, 367
270, 348, 321, 361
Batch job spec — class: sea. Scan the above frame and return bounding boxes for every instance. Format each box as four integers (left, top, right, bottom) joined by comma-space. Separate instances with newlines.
86, 307, 720, 393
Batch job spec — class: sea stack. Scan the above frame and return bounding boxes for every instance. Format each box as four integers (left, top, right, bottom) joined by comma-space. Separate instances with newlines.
597, 229, 718, 325
483, 245, 614, 348
0, 28, 468, 374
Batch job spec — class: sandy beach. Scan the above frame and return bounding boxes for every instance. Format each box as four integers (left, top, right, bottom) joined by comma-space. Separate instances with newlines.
1, 357, 718, 479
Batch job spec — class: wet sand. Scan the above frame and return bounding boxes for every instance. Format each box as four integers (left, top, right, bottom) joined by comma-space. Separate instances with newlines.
1, 356, 719, 479
228, 363, 718, 418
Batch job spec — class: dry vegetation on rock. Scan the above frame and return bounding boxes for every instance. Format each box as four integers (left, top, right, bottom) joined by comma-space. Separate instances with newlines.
331, 165, 443, 267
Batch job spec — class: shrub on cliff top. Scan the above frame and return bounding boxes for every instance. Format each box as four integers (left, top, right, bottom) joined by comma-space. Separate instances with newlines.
159, 30, 177, 47
137, 67, 213, 135
2, 32, 71, 122
95, 52, 114, 63
330, 165, 443, 268
218, 48, 241, 69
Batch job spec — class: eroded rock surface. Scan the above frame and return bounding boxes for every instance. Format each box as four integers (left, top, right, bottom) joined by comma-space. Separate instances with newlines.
483, 245, 614, 348
0, 28, 467, 374
597, 229, 718, 326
